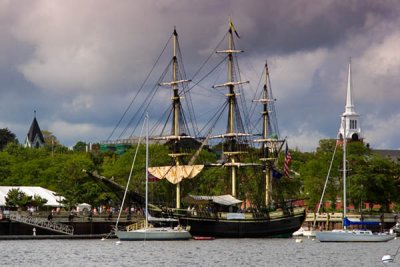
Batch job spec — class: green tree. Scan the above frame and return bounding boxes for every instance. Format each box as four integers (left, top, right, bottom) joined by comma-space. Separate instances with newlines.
56, 153, 96, 208
73, 141, 87, 152
31, 194, 48, 209
300, 139, 341, 211
5, 188, 32, 209
348, 153, 400, 212
0, 128, 18, 150
299, 139, 400, 213
42, 130, 68, 153
0, 152, 13, 181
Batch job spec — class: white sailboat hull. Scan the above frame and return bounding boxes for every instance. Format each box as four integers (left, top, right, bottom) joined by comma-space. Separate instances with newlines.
316, 230, 395, 242
292, 227, 316, 237
116, 227, 192, 241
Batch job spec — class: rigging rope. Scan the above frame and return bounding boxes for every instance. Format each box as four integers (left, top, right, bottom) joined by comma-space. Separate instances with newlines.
115, 116, 146, 229
248, 64, 264, 133
313, 142, 339, 229
232, 41, 251, 136
190, 31, 228, 82
107, 34, 172, 141
124, 59, 172, 139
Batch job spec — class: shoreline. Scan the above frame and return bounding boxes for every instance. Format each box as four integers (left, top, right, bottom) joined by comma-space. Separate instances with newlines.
0, 234, 116, 240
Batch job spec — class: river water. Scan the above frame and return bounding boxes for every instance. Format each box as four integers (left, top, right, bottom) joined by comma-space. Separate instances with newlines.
1, 237, 399, 267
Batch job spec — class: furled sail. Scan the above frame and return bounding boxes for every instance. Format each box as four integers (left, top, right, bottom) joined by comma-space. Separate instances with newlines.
148, 165, 204, 184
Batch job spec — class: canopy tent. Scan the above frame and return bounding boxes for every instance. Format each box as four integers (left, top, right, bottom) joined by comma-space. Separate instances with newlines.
0, 186, 65, 207
185, 194, 243, 206
77, 203, 91, 211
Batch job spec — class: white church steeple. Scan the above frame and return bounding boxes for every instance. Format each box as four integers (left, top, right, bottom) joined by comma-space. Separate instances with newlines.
338, 59, 363, 142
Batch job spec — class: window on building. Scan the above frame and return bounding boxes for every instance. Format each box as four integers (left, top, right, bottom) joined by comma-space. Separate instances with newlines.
350, 120, 357, 130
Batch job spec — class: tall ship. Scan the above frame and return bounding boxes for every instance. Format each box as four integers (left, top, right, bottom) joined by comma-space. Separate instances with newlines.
144, 20, 306, 238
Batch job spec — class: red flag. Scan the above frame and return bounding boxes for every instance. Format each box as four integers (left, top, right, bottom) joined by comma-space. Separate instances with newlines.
284, 143, 292, 177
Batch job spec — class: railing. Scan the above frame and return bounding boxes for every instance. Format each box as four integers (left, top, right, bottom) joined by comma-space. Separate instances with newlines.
10, 214, 74, 235
173, 206, 306, 220
126, 220, 146, 231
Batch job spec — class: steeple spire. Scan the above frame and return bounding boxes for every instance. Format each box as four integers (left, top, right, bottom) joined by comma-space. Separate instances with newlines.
25, 111, 45, 148
338, 59, 363, 142
344, 58, 355, 115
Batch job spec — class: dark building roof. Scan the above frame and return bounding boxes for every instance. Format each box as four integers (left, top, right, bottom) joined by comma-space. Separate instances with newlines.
27, 117, 45, 145
372, 149, 400, 162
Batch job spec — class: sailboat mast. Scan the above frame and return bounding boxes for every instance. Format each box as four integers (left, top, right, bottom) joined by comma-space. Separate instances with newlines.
145, 113, 149, 229
343, 116, 347, 229
262, 63, 272, 206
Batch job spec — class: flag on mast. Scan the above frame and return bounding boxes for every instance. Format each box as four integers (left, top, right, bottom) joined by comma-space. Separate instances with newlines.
284, 143, 292, 177
229, 19, 240, 38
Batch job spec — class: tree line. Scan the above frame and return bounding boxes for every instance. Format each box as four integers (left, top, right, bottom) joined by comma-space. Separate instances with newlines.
0, 128, 399, 213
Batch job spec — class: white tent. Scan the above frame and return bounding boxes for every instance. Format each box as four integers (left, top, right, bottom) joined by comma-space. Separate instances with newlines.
78, 203, 91, 211
0, 186, 65, 207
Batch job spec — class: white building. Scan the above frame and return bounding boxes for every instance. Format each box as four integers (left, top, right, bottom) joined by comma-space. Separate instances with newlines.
338, 60, 363, 142
0, 186, 64, 207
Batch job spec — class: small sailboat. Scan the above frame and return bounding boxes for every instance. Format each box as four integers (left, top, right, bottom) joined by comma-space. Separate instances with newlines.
316, 62, 394, 242
115, 114, 192, 241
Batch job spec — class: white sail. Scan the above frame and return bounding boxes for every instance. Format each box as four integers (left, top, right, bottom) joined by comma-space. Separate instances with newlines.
148, 165, 204, 184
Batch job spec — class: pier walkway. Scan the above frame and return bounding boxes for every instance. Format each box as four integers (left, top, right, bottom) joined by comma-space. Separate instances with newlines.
9, 214, 74, 235
304, 212, 398, 230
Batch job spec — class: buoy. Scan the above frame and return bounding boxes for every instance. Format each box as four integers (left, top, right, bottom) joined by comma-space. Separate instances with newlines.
101, 237, 105, 241
382, 255, 394, 263
116, 241, 122, 245
295, 238, 303, 243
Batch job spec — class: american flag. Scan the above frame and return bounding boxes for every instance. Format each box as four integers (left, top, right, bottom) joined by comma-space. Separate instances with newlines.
284, 143, 292, 177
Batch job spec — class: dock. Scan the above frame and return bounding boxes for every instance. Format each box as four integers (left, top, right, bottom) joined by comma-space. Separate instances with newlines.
304, 212, 399, 230
0, 210, 141, 237
0, 234, 115, 240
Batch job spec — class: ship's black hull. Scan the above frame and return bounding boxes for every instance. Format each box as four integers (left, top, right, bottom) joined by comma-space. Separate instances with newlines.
177, 208, 306, 238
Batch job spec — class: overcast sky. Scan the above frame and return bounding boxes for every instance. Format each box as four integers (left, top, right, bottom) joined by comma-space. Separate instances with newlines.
1, 0, 399, 151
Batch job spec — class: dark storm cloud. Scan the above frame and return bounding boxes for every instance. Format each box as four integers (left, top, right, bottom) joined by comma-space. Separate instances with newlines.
234, 0, 399, 55
0, 0, 399, 150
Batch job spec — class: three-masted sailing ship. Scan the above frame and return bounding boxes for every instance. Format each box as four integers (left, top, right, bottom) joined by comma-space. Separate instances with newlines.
146, 21, 306, 238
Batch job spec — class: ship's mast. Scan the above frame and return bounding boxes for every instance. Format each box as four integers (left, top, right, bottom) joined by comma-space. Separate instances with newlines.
261, 64, 272, 206
252, 62, 283, 207
158, 28, 191, 209
172, 28, 182, 209
227, 24, 237, 197
213, 20, 249, 197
